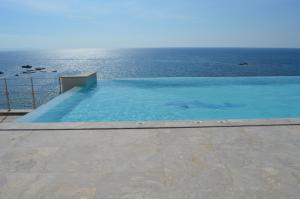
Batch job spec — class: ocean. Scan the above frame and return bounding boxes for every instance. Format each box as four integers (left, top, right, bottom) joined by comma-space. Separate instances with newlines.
1, 48, 300, 78
1, 48, 300, 109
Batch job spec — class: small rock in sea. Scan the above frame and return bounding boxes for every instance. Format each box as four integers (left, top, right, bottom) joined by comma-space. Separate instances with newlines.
15, 74, 19, 76
239, 62, 249, 66
35, 67, 46, 71
22, 71, 35, 74
0, 71, 3, 75
22, 65, 33, 69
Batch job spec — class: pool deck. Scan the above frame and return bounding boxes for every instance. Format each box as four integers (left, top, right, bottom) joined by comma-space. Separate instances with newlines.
0, 119, 300, 198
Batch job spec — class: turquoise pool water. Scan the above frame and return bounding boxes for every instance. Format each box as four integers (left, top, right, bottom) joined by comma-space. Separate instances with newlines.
19, 76, 300, 122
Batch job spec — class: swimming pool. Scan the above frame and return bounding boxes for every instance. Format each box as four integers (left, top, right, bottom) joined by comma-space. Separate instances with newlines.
18, 76, 300, 123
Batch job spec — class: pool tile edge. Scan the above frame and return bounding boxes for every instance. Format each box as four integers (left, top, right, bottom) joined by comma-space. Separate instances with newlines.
1, 118, 300, 130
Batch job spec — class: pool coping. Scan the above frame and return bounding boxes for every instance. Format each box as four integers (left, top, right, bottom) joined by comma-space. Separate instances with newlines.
1, 118, 300, 131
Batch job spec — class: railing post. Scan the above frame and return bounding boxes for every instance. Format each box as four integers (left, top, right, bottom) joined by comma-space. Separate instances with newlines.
30, 77, 36, 109
58, 77, 62, 94
3, 78, 11, 111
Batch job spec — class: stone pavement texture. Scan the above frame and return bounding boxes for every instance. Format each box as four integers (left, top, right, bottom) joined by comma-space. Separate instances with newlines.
0, 125, 299, 199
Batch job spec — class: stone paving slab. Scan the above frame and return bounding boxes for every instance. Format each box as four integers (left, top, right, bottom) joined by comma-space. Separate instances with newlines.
0, 126, 299, 198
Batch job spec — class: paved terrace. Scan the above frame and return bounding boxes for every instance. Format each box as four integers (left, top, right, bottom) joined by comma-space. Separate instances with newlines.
0, 120, 300, 198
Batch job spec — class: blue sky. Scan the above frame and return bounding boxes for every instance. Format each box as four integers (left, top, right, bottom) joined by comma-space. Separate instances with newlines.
0, 0, 299, 49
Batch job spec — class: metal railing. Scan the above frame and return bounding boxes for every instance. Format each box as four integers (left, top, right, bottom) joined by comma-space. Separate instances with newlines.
0, 77, 62, 110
